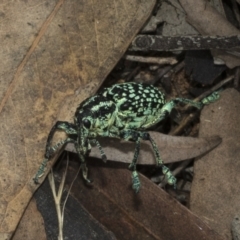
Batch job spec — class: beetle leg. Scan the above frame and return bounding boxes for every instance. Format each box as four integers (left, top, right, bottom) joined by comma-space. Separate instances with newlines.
34, 137, 74, 183
173, 98, 203, 109
90, 139, 107, 162
160, 93, 220, 117
45, 121, 77, 158
148, 135, 176, 187
201, 91, 220, 104
80, 162, 91, 184
140, 132, 176, 187
75, 138, 92, 184
131, 137, 141, 193
120, 129, 177, 190
157, 98, 201, 121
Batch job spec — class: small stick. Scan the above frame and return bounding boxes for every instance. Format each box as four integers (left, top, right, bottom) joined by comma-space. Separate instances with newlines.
48, 155, 81, 240
125, 55, 177, 65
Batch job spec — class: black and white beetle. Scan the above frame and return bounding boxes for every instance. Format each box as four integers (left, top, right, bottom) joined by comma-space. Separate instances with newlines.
34, 82, 219, 193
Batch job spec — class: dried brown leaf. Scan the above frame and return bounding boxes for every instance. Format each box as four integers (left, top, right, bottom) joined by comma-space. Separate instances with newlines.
66, 133, 221, 165
12, 199, 46, 240
0, 0, 155, 238
60, 160, 225, 240
191, 88, 240, 239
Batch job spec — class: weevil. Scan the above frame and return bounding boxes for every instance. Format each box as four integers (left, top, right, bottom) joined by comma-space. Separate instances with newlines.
34, 82, 219, 193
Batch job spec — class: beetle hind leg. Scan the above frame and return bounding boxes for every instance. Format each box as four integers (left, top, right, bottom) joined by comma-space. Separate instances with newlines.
148, 135, 176, 188
130, 137, 141, 193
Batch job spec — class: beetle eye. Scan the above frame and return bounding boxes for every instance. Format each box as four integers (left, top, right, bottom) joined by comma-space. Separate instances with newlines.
83, 119, 91, 129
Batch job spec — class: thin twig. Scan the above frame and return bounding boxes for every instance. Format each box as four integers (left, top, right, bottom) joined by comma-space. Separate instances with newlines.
62, 162, 81, 220
125, 66, 141, 82
48, 154, 81, 240
150, 66, 172, 85
125, 55, 177, 65
48, 157, 68, 240
130, 35, 240, 51
48, 169, 64, 240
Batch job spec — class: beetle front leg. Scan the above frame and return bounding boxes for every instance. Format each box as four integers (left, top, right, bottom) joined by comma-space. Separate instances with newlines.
34, 121, 77, 184
75, 140, 92, 184
45, 121, 77, 158
90, 139, 107, 162
34, 137, 74, 183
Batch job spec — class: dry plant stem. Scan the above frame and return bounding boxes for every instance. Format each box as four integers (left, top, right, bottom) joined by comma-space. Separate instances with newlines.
151, 66, 172, 85
48, 168, 67, 240
62, 163, 81, 215
48, 156, 81, 240
170, 61, 185, 74
48, 159, 69, 240
172, 159, 192, 176
170, 75, 234, 136
48, 171, 62, 240
125, 55, 177, 65
125, 66, 141, 82
170, 113, 197, 136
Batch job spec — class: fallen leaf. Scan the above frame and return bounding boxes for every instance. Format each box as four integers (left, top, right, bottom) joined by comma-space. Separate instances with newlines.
12, 199, 46, 240
41, 159, 225, 240
66, 132, 221, 165
190, 88, 240, 239
0, 1, 155, 238
153, 0, 199, 36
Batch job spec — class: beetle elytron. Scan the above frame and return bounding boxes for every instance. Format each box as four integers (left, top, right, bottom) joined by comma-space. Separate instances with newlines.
34, 82, 219, 193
